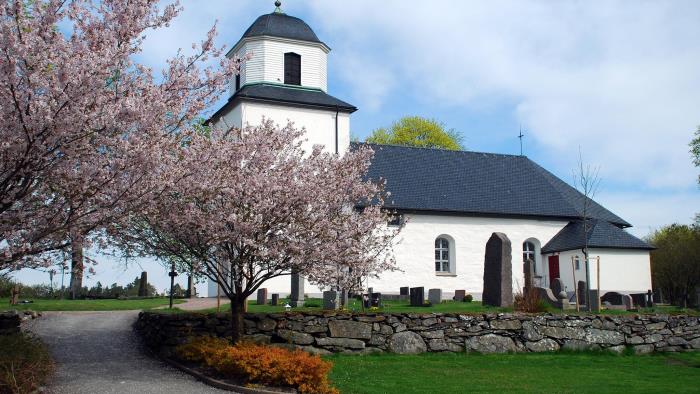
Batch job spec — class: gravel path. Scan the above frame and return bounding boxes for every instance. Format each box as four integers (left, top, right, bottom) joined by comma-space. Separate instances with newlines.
27, 311, 229, 394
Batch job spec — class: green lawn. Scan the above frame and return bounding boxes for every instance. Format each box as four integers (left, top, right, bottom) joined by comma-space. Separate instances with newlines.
177, 297, 697, 316
0, 297, 184, 311
327, 352, 700, 393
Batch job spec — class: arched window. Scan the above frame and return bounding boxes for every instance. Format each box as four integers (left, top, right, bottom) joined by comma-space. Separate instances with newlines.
523, 241, 535, 263
435, 237, 450, 273
284, 52, 301, 85
522, 239, 541, 275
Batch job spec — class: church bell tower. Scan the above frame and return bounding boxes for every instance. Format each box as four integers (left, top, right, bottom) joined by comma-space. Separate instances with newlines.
208, 1, 356, 155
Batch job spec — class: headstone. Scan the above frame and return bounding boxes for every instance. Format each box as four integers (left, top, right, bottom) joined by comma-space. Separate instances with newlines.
482, 232, 513, 307
557, 290, 569, 310
648, 289, 655, 307
271, 293, 279, 306
323, 290, 339, 310
370, 292, 382, 308
577, 281, 587, 306
588, 289, 600, 311
453, 289, 466, 301
601, 291, 625, 306
523, 259, 535, 292
400, 287, 409, 296
362, 293, 370, 308
428, 289, 442, 305
409, 287, 425, 307
256, 288, 268, 305
138, 271, 148, 297
622, 294, 633, 310
550, 278, 564, 296
290, 272, 305, 307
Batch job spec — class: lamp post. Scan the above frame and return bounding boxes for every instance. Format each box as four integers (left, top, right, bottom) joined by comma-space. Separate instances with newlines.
168, 263, 178, 309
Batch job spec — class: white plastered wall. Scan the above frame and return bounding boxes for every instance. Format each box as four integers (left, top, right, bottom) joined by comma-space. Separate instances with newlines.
544, 248, 652, 295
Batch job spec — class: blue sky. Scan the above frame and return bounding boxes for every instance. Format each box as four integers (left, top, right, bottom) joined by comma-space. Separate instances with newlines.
11, 0, 700, 292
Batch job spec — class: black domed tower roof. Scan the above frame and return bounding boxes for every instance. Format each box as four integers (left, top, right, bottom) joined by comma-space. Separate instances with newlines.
241, 12, 324, 45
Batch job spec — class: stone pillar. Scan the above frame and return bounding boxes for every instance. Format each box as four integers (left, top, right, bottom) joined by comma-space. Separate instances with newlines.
428, 289, 442, 305
138, 271, 148, 297
588, 289, 600, 311
323, 290, 339, 310
271, 293, 279, 306
482, 232, 513, 307
256, 288, 268, 305
340, 289, 349, 307
186, 274, 193, 299
290, 272, 304, 307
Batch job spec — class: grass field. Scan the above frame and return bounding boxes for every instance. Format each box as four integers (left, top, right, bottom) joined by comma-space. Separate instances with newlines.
0, 297, 184, 311
327, 351, 700, 393
168, 297, 697, 316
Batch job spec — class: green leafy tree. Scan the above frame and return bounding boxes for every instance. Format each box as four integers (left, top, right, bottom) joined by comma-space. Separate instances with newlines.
366, 116, 465, 150
648, 224, 700, 307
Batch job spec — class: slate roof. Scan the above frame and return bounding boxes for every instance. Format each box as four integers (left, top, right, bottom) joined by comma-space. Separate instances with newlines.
541, 219, 652, 253
238, 12, 325, 46
354, 143, 631, 227
209, 83, 357, 123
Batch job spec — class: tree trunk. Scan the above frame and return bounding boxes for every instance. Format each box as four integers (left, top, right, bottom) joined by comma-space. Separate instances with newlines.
230, 296, 246, 344
69, 234, 84, 300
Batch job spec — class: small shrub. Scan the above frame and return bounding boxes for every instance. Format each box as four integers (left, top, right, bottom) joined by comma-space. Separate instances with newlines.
514, 287, 548, 313
176, 337, 338, 394
0, 333, 54, 394
463, 294, 473, 303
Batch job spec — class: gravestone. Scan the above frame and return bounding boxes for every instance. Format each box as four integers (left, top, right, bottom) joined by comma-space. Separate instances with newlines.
550, 278, 564, 296
648, 289, 656, 307
523, 259, 535, 292
323, 290, 339, 310
577, 281, 587, 306
601, 291, 625, 306
453, 289, 466, 301
256, 288, 268, 305
271, 293, 279, 306
428, 289, 442, 305
400, 287, 409, 296
410, 287, 425, 307
138, 271, 148, 297
186, 274, 194, 298
622, 294, 633, 310
290, 272, 304, 307
557, 290, 569, 310
370, 292, 382, 308
482, 232, 513, 307
588, 289, 600, 311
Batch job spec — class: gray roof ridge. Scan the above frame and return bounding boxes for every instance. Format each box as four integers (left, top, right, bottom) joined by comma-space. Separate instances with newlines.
355, 142, 529, 158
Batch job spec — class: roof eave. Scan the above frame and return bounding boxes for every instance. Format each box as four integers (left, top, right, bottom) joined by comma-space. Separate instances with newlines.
228, 35, 331, 58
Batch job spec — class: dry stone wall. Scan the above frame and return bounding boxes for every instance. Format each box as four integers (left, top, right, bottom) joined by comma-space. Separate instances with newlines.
136, 311, 700, 357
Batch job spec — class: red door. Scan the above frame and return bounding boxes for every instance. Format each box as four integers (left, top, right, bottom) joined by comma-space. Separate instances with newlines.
548, 255, 560, 283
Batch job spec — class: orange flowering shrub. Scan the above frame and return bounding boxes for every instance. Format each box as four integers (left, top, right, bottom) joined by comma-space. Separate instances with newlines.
176, 337, 337, 394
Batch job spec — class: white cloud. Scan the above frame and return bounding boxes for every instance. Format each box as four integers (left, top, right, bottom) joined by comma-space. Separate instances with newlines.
306, 0, 700, 191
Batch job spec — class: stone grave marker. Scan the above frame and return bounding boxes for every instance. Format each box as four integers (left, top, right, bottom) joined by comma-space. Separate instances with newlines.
290, 272, 304, 307
523, 259, 534, 292
400, 287, 409, 296
482, 232, 513, 307
138, 271, 148, 297
428, 289, 442, 305
577, 281, 587, 306
256, 288, 268, 305
410, 287, 425, 307
340, 289, 349, 307
453, 289, 466, 301
370, 292, 382, 308
323, 290, 339, 310
550, 278, 564, 297
271, 293, 279, 306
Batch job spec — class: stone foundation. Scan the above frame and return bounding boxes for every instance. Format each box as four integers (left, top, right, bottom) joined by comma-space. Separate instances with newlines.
135, 311, 700, 357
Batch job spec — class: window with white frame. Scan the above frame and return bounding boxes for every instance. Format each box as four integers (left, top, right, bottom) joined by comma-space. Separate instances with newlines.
523, 241, 536, 274
435, 237, 450, 273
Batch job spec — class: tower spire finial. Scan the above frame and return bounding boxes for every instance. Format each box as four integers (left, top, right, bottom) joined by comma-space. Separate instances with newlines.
274, 0, 283, 13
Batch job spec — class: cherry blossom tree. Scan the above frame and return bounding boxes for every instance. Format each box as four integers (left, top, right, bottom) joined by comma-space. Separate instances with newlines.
113, 120, 400, 342
0, 0, 242, 278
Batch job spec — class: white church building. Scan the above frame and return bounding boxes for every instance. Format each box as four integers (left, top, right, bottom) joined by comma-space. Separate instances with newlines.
207, 4, 653, 301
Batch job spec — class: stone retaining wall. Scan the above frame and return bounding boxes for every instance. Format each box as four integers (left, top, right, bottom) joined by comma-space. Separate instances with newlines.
135, 311, 700, 357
